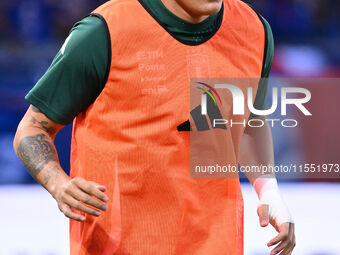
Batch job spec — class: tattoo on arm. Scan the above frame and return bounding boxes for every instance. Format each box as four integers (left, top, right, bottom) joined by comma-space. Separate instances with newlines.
31, 106, 41, 113
17, 134, 57, 178
29, 116, 52, 133
43, 165, 60, 186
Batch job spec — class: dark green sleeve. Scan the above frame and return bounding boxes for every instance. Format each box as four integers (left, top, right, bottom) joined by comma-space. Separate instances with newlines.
252, 15, 274, 112
25, 15, 110, 125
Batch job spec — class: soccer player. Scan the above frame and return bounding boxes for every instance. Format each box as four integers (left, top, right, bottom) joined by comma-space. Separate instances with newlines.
13, 0, 295, 254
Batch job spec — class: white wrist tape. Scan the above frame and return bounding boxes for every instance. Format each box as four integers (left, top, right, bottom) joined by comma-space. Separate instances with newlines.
253, 175, 294, 226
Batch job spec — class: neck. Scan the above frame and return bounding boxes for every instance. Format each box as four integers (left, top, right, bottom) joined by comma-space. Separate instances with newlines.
160, 0, 210, 23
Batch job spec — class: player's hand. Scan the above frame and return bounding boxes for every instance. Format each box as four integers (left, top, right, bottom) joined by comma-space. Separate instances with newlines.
258, 205, 296, 255
53, 177, 109, 222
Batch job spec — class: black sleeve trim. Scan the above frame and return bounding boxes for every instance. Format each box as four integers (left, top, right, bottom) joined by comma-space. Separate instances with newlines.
256, 14, 269, 77
244, 3, 269, 77
89, 13, 112, 88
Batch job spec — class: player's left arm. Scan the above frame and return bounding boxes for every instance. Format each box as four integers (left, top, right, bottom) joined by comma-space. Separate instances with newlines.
239, 14, 296, 255
240, 115, 296, 255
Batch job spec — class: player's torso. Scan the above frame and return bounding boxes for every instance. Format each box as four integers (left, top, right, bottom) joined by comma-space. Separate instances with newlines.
76, 0, 265, 168
70, 0, 264, 254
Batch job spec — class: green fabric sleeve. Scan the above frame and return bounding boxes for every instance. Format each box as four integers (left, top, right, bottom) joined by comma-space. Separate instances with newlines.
25, 16, 109, 125
25, 2, 273, 124
252, 15, 274, 113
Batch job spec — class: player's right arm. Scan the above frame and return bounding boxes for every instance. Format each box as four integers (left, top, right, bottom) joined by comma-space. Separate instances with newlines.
13, 105, 108, 222
12, 15, 110, 222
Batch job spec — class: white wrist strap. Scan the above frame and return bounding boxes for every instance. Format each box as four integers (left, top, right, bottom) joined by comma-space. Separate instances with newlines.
253, 175, 294, 226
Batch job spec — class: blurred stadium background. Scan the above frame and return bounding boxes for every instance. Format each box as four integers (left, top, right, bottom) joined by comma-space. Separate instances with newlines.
0, 0, 339, 254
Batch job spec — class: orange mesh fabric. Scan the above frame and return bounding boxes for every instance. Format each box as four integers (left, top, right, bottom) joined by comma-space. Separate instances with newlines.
70, 0, 265, 254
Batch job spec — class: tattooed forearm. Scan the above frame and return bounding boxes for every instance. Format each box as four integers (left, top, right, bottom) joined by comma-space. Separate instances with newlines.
43, 165, 60, 186
16, 134, 57, 178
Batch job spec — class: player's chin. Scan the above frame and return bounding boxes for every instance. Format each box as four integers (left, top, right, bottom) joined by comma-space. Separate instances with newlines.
201, 0, 223, 15
186, 0, 222, 16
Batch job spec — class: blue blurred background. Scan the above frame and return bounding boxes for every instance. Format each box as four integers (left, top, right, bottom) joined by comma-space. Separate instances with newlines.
0, 0, 108, 183
0, 0, 339, 254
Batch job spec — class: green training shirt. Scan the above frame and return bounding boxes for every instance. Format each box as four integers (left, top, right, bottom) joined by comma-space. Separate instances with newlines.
26, 0, 274, 125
